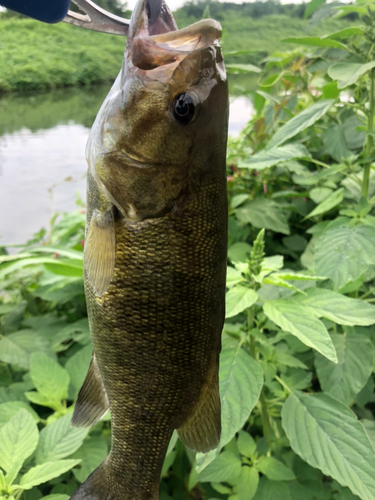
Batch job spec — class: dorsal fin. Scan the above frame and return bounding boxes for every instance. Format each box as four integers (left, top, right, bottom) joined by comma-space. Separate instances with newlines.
71, 354, 109, 428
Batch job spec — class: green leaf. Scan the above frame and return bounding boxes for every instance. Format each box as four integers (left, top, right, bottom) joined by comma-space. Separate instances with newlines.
323, 124, 351, 162
328, 61, 375, 89
0, 409, 39, 484
225, 287, 258, 318
237, 431, 256, 458
19, 460, 81, 490
326, 27, 364, 39
0, 401, 39, 428
40, 495, 70, 500
263, 301, 337, 362
36, 414, 89, 464
309, 187, 332, 204
65, 344, 92, 397
256, 457, 295, 481
315, 331, 374, 405
361, 420, 375, 451
283, 36, 348, 50
281, 392, 375, 500
226, 267, 244, 288
236, 198, 290, 235
304, 0, 326, 19
237, 467, 259, 500
294, 288, 375, 326
267, 100, 334, 149
72, 437, 108, 483
238, 144, 310, 170
196, 339, 263, 472
0, 257, 82, 281
0, 331, 51, 370
305, 188, 344, 219
29, 353, 70, 402
314, 225, 375, 290
226, 64, 261, 74
198, 452, 242, 483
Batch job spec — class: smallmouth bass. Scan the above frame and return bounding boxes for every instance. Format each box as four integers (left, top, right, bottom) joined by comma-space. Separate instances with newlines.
70, 0, 228, 497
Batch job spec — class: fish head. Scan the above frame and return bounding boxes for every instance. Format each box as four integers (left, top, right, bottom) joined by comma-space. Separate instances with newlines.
88, 0, 228, 220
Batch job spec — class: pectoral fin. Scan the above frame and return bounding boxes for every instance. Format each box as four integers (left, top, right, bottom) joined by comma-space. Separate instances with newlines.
85, 208, 116, 297
71, 354, 109, 428
177, 372, 221, 453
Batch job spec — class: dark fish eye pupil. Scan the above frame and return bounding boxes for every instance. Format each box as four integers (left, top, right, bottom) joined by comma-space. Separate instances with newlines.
173, 93, 195, 124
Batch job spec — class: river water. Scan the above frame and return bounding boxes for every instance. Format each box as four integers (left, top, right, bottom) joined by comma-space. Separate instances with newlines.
0, 84, 253, 247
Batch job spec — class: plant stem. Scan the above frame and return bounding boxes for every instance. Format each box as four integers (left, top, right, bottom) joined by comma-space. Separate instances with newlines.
361, 72, 375, 199
259, 392, 271, 443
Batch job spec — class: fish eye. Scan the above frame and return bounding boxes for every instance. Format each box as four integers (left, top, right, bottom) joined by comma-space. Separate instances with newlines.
172, 93, 196, 125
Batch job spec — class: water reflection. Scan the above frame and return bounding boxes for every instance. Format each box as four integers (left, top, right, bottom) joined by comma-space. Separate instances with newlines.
0, 84, 253, 246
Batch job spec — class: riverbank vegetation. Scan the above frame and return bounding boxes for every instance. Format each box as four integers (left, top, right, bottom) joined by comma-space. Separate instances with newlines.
1, 0, 375, 499
0, 0, 351, 93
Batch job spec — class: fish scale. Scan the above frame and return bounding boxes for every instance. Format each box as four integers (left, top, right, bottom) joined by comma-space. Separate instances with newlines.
69, 0, 228, 496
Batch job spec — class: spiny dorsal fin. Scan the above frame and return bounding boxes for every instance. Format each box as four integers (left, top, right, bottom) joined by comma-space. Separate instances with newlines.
177, 372, 221, 453
84, 208, 116, 297
71, 354, 109, 428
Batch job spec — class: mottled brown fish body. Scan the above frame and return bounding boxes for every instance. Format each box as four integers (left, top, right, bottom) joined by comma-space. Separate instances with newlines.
70, 0, 228, 498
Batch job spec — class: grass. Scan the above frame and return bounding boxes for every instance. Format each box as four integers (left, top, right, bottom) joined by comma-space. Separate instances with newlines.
0, 13, 350, 92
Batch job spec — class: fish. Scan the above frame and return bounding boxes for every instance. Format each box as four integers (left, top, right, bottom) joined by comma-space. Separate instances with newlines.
70, 0, 229, 497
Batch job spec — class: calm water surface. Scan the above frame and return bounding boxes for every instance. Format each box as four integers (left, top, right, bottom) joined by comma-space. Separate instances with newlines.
0, 84, 253, 246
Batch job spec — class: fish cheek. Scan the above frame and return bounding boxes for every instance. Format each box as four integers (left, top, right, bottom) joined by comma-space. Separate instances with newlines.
99, 156, 187, 220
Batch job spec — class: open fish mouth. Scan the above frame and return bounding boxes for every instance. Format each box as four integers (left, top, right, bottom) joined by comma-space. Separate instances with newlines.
127, 0, 222, 71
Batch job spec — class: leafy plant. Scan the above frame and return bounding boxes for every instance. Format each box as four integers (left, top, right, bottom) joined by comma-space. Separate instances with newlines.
1, 0, 375, 498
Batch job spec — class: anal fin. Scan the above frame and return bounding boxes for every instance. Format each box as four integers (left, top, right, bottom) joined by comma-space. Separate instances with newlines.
177, 372, 221, 453
71, 354, 109, 428
85, 208, 116, 297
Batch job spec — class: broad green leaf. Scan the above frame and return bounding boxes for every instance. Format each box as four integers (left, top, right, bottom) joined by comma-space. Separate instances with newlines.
314, 225, 375, 290
283, 36, 348, 50
237, 431, 256, 458
264, 301, 337, 362
226, 267, 244, 288
226, 64, 261, 74
237, 467, 259, 500
315, 331, 373, 405
328, 61, 375, 89
0, 401, 39, 428
226, 287, 258, 318
294, 288, 375, 326
196, 339, 263, 472
267, 100, 334, 149
236, 198, 290, 235
309, 187, 332, 204
0, 331, 52, 370
27, 247, 83, 260
322, 124, 351, 162
198, 452, 242, 483
281, 392, 375, 500
326, 27, 364, 39
0, 257, 82, 280
304, 188, 344, 219
65, 344, 92, 396
29, 353, 70, 402
256, 457, 295, 481
361, 420, 375, 451
72, 437, 108, 483
228, 243, 252, 264
0, 410, 39, 484
238, 144, 310, 170
19, 460, 81, 490
36, 414, 89, 464
304, 0, 326, 18
40, 495, 70, 500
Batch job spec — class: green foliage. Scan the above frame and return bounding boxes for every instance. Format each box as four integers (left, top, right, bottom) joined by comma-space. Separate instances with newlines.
1, 0, 375, 499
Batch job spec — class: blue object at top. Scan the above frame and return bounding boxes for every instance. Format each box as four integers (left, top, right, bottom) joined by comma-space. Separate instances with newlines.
0, 0, 71, 23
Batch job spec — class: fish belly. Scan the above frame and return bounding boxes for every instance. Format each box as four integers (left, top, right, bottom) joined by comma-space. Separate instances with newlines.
84, 180, 227, 499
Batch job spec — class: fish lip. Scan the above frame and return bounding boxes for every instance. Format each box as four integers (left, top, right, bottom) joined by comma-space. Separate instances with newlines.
127, 0, 222, 71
